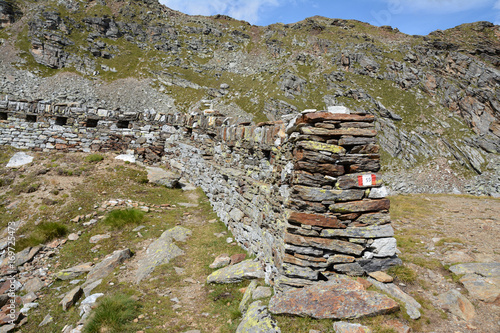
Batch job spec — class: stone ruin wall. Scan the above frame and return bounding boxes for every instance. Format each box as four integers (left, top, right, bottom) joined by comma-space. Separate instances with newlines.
0, 96, 401, 289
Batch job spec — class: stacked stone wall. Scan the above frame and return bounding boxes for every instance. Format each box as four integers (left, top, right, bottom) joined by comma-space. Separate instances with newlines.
0, 96, 400, 288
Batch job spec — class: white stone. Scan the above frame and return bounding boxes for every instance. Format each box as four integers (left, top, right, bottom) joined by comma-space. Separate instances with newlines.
368, 185, 388, 199
6, 152, 33, 168
79, 293, 104, 317
327, 105, 350, 114
115, 154, 136, 163
370, 237, 397, 257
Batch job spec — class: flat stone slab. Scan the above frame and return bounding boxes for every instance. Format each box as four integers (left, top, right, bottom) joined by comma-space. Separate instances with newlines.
86, 249, 131, 283
6, 152, 33, 168
368, 278, 421, 319
207, 260, 265, 284
55, 262, 93, 280
146, 166, 181, 188
115, 154, 136, 163
438, 289, 475, 321
450, 263, 500, 304
269, 276, 399, 319
320, 224, 394, 238
449, 262, 500, 277
236, 301, 281, 333
333, 321, 373, 333
60, 286, 83, 311
135, 226, 191, 283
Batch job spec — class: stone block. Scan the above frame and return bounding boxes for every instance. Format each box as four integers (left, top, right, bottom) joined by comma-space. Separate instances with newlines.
293, 186, 365, 202
288, 211, 345, 228
329, 199, 390, 213
320, 224, 394, 239
285, 233, 364, 255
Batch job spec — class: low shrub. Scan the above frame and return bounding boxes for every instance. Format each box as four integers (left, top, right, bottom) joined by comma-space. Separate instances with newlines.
103, 208, 145, 228
84, 294, 139, 333
85, 154, 105, 163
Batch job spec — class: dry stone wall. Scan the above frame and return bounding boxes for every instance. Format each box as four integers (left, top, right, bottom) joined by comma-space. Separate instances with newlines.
0, 96, 400, 288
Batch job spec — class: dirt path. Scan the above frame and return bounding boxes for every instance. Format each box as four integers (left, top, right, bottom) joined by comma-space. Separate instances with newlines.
390, 194, 500, 333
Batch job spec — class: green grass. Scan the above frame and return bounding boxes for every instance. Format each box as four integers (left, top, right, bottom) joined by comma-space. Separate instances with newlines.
386, 264, 417, 284
83, 294, 140, 333
102, 208, 145, 229
85, 153, 105, 163
16, 222, 68, 250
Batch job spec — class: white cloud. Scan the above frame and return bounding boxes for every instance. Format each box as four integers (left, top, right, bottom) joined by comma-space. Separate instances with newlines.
381, 0, 494, 14
159, 0, 281, 24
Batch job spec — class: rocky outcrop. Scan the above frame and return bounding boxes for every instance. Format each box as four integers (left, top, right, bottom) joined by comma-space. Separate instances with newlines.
0, 1, 22, 28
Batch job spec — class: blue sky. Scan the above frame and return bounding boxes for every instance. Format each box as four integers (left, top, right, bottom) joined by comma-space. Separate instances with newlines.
159, 0, 500, 35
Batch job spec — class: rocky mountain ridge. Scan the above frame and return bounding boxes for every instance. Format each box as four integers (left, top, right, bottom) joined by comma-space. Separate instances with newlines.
0, 0, 499, 195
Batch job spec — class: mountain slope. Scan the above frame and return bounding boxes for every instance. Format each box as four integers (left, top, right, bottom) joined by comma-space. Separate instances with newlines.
0, 0, 499, 195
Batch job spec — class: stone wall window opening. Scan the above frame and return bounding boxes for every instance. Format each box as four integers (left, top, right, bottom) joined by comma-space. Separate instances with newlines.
26, 114, 37, 123
55, 116, 68, 126
0, 112, 7, 120
86, 118, 99, 128
263, 149, 272, 161
117, 120, 130, 129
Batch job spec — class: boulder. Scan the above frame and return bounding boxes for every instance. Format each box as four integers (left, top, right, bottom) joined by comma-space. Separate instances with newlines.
6, 152, 33, 168
60, 286, 83, 311
135, 226, 191, 283
269, 275, 399, 319
438, 289, 475, 321
207, 260, 265, 284
86, 249, 131, 283
239, 280, 258, 313
146, 166, 180, 188
236, 301, 281, 333
367, 278, 421, 319
55, 262, 93, 280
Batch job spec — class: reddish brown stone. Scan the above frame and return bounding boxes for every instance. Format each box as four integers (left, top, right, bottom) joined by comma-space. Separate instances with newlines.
284, 232, 364, 255
294, 161, 345, 176
300, 127, 377, 137
283, 254, 328, 268
230, 253, 246, 265
269, 276, 399, 319
291, 171, 336, 187
294, 253, 327, 263
288, 211, 345, 229
338, 213, 361, 221
330, 199, 390, 213
356, 277, 373, 290
294, 149, 337, 163
297, 112, 375, 124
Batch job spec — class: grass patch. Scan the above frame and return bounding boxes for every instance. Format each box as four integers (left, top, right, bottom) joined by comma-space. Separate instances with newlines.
435, 237, 464, 247
388, 195, 442, 221
85, 153, 105, 163
102, 208, 145, 229
386, 264, 417, 284
400, 255, 442, 270
16, 222, 68, 250
83, 294, 139, 333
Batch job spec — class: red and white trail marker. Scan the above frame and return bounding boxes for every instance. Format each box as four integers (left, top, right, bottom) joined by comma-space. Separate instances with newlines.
358, 174, 376, 186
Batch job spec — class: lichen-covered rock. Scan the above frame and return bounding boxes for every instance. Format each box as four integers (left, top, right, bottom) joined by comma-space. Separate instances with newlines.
86, 248, 131, 283
269, 276, 399, 319
239, 280, 258, 313
333, 321, 373, 333
146, 166, 181, 188
136, 226, 191, 283
438, 289, 475, 321
236, 301, 281, 333
207, 260, 265, 284
368, 278, 421, 319
55, 262, 93, 280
